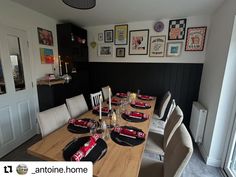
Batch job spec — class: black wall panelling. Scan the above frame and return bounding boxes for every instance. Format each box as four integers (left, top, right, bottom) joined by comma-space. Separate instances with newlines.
88, 62, 203, 127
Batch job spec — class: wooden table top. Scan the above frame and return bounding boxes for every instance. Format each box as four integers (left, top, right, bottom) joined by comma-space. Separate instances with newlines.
27, 95, 156, 177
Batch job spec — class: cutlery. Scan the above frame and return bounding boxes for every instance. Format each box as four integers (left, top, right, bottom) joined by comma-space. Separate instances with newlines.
115, 137, 134, 147
95, 148, 107, 163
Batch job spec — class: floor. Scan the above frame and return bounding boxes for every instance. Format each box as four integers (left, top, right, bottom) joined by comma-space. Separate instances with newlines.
0, 136, 224, 177
143, 144, 224, 177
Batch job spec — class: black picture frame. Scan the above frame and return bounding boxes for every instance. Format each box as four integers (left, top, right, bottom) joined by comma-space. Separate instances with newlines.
129, 29, 149, 55
37, 27, 53, 46
116, 48, 125, 57
104, 30, 113, 43
168, 18, 187, 40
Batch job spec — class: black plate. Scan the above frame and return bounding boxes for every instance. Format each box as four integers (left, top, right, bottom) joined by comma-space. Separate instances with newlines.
137, 95, 154, 101
116, 93, 127, 98
106, 100, 121, 106
67, 118, 98, 134
111, 126, 145, 146
130, 103, 151, 109
92, 109, 109, 116
63, 136, 107, 163
121, 113, 147, 123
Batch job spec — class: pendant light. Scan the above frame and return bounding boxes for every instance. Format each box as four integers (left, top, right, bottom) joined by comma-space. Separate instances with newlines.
62, 0, 96, 10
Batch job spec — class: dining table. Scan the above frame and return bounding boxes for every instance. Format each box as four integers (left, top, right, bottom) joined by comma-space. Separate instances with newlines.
27, 94, 156, 177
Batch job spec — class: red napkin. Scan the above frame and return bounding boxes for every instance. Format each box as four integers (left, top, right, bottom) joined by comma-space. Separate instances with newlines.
125, 111, 149, 120
71, 134, 101, 161
68, 118, 94, 128
131, 101, 150, 108
93, 106, 109, 113
116, 92, 127, 98
138, 94, 154, 100
111, 98, 120, 104
113, 127, 145, 139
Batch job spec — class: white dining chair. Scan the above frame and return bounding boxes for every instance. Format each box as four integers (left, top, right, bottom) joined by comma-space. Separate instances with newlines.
145, 106, 183, 155
66, 94, 88, 118
90, 91, 103, 107
102, 85, 112, 100
149, 99, 176, 134
153, 91, 171, 120
37, 104, 71, 137
139, 124, 193, 177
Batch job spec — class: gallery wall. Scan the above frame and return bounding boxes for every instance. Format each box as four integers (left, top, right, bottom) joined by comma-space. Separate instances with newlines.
86, 15, 211, 63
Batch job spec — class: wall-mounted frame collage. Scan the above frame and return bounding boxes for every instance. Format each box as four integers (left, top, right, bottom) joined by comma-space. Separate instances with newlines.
96, 18, 207, 58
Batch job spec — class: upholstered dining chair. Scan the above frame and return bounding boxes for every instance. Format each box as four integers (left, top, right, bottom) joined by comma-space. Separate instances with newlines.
149, 99, 176, 134
145, 105, 183, 155
139, 124, 193, 177
90, 91, 103, 107
153, 91, 171, 120
37, 104, 71, 137
66, 94, 88, 118
102, 85, 112, 100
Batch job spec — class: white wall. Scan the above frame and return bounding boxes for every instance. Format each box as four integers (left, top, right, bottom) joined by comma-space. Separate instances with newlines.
0, 0, 59, 80
86, 16, 211, 63
198, 0, 236, 167
0, 0, 59, 120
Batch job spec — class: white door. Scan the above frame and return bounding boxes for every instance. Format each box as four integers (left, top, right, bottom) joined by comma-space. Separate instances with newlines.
0, 25, 37, 158
224, 111, 236, 177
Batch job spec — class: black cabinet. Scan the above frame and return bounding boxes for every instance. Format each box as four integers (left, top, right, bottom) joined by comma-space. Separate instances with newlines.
57, 23, 88, 63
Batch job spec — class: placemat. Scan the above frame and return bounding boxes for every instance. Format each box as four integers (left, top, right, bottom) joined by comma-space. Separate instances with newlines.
111, 126, 145, 146
130, 103, 151, 109
116, 92, 128, 98
92, 108, 109, 116
121, 113, 147, 123
137, 95, 154, 101
63, 136, 107, 163
67, 118, 98, 134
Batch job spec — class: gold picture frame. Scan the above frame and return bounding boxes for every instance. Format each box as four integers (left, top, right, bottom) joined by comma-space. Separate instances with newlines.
114, 24, 128, 45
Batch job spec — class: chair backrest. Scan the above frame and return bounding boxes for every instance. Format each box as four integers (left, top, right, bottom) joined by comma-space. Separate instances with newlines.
102, 85, 112, 100
164, 124, 193, 177
158, 91, 171, 119
66, 94, 88, 118
165, 99, 176, 123
37, 104, 70, 137
163, 105, 183, 149
90, 91, 103, 107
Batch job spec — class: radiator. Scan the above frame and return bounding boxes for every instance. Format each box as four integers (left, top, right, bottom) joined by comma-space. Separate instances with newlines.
189, 102, 207, 143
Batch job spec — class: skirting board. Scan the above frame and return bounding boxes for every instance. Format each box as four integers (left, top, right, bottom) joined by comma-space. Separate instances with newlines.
198, 144, 222, 167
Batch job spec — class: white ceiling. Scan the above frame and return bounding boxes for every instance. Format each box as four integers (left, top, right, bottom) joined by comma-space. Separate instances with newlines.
11, 0, 224, 27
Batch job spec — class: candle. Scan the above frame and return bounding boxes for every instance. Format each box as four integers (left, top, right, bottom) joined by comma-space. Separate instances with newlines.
99, 95, 102, 120
109, 87, 111, 110
59, 56, 62, 76
65, 62, 68, 74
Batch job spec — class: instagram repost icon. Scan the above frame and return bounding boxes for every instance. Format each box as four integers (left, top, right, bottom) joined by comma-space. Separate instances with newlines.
16, 164, 28, 175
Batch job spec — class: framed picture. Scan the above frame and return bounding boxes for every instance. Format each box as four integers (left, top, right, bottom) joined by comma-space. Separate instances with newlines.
40, 48, 54, 64
166, 42, 183, 57
149, 36, 166, 57
185, 27, 207, 51
114, 24, 128, 45
116, 48, 125, 57
104, 30, 113, 43
37, 27, 53, 46
129, 29, 149, 55
168, 19, 187, 40
98, 33, 103, 41
98, 44, 113, 57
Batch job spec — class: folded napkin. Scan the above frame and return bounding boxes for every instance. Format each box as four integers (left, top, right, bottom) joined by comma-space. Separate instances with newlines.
111, 98, 120, 104
93, 106, 109, 113
125, 111, 149, 120
116, 92, 127, 98
68, 118, 94, 128
113, 127, 145, 139
71, 134, 101, 161
138, 94, 154, 100
131, 101, 149, 108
